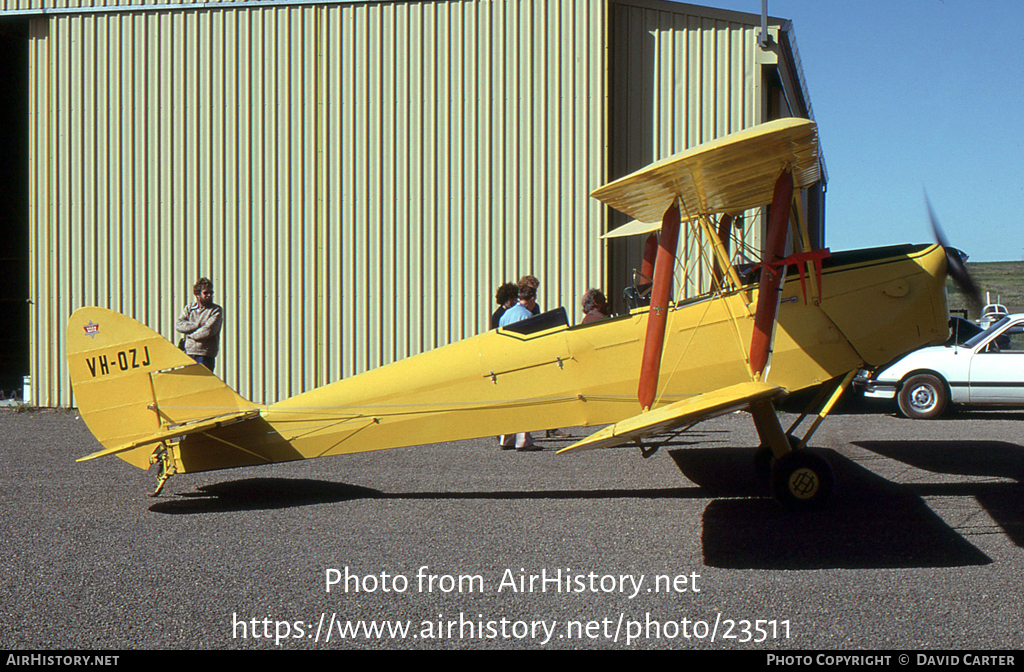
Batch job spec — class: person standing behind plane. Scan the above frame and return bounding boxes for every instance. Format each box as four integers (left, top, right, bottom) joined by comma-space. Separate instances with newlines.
490, 282, 519, 329
175, 277, 223, 372
518, 274, 571, 438
498, 284, 540, 451
517, 274, 541, 316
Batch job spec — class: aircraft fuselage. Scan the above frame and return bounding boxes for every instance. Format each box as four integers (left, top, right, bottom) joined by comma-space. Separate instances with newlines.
172, 243, 949, 474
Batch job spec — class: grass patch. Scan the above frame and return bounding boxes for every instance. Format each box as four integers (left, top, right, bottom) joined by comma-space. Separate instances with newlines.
947, 261, 1024, 319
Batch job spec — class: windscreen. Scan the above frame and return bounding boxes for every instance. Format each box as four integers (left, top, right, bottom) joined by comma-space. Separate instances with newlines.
964, 316, 1012, 349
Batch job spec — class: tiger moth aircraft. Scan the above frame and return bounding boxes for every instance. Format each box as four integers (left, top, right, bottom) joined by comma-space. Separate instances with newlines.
66, 118, 974, 509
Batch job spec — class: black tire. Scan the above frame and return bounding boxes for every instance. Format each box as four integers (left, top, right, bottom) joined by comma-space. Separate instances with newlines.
897, 373, 948, 419
770, 450, 834, 511
754, 435, 800, 484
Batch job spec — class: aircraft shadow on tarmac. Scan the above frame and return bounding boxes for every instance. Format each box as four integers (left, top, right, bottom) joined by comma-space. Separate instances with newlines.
147, 438, 1020, 573
853, 440, 1024, 548
147, 476, 701, 515
678, 443, 1022, 571
147, 479, 383, 514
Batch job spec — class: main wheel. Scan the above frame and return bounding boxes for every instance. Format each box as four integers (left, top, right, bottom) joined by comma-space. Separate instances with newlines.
754, 435, 800, 484
770, 450, 834, 511
897, 373, 948, 419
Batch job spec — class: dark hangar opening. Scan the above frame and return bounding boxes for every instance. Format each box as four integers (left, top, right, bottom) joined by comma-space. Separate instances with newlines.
0, 19, 30, 400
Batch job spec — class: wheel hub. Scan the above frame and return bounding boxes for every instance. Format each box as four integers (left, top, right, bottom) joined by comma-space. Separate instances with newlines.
788, 467, 820, 500
910, 385, 936, 411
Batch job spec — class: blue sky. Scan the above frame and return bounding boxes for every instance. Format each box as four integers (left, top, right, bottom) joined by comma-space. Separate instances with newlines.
697, 0, 1024, 262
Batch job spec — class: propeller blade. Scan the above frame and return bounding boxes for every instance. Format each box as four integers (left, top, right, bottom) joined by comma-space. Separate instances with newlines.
924, 193, 981, 308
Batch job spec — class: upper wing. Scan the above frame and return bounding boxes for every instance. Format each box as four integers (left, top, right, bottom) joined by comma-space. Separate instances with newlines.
592, 118, 819, 223
558, 381, 786, 453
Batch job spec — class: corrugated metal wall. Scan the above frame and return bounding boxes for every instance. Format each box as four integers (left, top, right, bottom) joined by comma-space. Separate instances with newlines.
28, 0, 608, 406
606, 0, 776, 299
23, 0, 815, 408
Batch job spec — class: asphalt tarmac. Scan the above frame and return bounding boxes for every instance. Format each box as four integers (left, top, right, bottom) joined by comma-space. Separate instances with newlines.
2, 398, 1022, 650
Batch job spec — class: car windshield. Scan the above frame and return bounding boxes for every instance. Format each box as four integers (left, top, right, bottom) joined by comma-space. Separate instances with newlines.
964, 315, 1012, 349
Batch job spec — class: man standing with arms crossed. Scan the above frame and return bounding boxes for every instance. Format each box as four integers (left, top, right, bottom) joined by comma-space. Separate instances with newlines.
175, 277, 223, 372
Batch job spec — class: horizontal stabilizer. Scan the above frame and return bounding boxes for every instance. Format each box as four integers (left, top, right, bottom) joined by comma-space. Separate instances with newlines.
558, 381, 785, 454
76, 409, 262, 462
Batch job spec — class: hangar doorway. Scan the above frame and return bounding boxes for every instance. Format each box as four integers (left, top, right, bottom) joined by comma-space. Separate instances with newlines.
0, 20, 29, 401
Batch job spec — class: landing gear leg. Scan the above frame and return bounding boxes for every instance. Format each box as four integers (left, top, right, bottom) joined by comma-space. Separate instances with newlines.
786, 370, 856, 449
749, 399, 833, 510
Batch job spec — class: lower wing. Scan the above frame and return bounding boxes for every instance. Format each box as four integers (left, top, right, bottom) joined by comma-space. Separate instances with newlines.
558, 381, 786, 453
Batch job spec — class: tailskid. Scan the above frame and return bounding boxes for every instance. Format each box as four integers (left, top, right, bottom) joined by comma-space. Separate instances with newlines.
147, 442, 178, 497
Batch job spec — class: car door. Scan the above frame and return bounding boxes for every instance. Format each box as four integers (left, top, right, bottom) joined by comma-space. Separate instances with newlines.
967, 319, 1024, 403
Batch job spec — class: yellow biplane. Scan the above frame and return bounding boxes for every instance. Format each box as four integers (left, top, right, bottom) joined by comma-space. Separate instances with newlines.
66, 118, 970, 509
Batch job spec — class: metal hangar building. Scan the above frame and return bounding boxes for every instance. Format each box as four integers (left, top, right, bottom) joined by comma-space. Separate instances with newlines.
0, 0, 823, 407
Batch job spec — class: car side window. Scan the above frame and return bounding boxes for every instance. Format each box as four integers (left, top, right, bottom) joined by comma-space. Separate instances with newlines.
983, 325, 1024, 353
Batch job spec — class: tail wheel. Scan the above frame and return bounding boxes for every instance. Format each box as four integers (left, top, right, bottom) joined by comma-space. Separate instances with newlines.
770, 450, 834, 511
897, 373, 948, 419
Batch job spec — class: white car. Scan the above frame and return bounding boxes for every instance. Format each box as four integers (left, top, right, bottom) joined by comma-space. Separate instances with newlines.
856, 314, 1024, 419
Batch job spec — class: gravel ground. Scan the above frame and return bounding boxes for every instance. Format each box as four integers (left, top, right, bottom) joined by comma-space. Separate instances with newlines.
1, 399, 1022, 650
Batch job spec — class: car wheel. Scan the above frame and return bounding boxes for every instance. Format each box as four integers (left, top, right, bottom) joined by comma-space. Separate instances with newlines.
770, 450, 834, 511
897, 373, 948, 419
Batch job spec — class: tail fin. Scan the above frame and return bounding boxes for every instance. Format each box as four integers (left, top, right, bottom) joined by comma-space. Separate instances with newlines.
66, 307, 259, 469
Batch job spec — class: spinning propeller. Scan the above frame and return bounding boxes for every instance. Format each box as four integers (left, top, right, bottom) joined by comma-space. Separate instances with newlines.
925, 193, 981, 309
